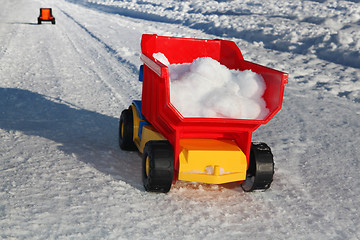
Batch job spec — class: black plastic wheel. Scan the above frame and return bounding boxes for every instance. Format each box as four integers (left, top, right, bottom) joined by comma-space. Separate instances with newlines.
142, 141, 174, 193
51, 19, 55, 24
118, 108, 137, 151
37, 18, 41, 24
241, 142, 274, 192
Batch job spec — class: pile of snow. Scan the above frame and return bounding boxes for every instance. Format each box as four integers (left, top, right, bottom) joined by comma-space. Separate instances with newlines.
91, 0, 360, 70
153, 53, 269, 119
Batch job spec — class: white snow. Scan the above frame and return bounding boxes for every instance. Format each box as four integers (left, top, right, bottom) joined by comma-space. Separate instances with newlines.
153, 53, 268, 119
153, 52, 171, 66
1, 0, 360, 239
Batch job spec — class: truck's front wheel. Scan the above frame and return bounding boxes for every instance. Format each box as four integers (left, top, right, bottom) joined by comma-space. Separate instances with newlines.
241, 142, 274, 192
142, 141, 174, 193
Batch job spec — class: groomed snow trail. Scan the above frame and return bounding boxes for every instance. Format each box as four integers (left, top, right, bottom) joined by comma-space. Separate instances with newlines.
1, 0, 359, 239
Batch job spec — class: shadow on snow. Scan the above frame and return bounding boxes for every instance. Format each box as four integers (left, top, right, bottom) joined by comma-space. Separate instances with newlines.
0, 87, 143, 191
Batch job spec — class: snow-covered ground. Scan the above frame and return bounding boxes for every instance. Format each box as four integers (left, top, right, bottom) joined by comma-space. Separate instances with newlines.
1, 0, 359, 239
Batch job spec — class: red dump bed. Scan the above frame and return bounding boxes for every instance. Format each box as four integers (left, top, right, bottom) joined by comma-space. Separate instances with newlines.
140, 34, 288, 169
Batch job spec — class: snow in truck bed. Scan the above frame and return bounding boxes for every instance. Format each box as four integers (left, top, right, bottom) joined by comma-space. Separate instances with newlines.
153, 52, 269, 119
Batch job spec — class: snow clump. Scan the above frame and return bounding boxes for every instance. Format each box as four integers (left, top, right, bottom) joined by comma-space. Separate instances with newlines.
153, 53, 269, 119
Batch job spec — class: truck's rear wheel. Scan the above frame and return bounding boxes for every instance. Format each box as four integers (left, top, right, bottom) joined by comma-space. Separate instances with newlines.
119, 108, 137, 151
142, 141, 174, 193
241, 142, 274, 192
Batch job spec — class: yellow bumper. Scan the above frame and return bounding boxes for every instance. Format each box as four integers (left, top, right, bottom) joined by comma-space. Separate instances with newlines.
178, 139, 247, 184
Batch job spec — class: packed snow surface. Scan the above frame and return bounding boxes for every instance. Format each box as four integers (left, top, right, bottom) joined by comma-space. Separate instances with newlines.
153, 53, 268, 119
1, 0, 360, 239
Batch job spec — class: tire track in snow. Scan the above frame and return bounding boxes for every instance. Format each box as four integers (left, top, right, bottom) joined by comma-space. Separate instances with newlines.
0, 1, 18, 63
57, 7, 141, 109
60, 9, 139, 75
257, 93, 360, 238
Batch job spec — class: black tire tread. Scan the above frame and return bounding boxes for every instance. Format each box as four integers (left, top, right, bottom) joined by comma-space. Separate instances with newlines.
118, 108, 137, 151
142, 141, 174, 193
241, 142, 274, 192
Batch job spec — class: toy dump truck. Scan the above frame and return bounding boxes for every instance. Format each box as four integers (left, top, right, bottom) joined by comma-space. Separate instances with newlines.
119, 34, 288, 193
38, 8, 55, 25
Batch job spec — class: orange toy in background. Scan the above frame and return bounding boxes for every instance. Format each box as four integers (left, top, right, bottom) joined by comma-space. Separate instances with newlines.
38, 8, 55, 24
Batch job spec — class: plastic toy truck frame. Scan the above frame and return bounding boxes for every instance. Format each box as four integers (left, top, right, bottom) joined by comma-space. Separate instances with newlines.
119, 34, 288, 193
38, 8, 55, 24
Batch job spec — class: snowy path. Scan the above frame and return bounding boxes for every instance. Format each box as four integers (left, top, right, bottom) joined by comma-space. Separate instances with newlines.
1, 0, 360, 239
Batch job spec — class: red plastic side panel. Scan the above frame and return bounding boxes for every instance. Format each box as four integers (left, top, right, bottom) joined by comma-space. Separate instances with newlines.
239, 60, 288, 123
141, 34, 244, 64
